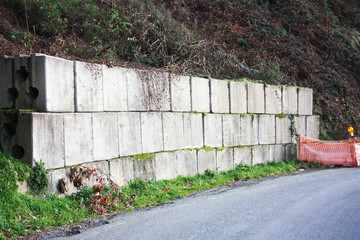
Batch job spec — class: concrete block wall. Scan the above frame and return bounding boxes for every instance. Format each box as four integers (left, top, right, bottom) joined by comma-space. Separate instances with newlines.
0, 54, 320, 194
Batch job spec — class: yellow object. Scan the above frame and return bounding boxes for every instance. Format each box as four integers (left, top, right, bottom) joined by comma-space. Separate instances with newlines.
348, 126, 354, 137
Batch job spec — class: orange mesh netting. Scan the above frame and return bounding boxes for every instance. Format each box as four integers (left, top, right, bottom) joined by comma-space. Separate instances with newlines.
298, 134, 360, 167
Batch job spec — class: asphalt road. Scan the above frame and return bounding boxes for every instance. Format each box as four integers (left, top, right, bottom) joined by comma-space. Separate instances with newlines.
54, 168, 360, 240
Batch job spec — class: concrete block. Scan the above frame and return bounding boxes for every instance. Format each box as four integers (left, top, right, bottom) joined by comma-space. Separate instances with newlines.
269, 145, 284, 162
64, 113, 93, 166
191, 77, 210, 112
155, 152, 177, 180
265, 85, 282, 114
229, 81, 247, 114
259, 115, 276, 144
247, 83, 265, 113
276, 116, 292, 144
109, 157, 134, 186
293, 116, 306, 143
81, 160, 111, 186
282, 86, 297, 114
75, 61, 103, 111
140, 112, 163, 153
285, 144, 298, 160
0, 56, 14, 108
306, 115, 320, 139
170, 74, 191, 112
240, 114, 259, 146
14, 55, 30, 109
147, 70, 170, 111
118, 112, 142, 156
127, 69, 149, 111
134, 154, 156, 180
210, 79, 229, 113
234, 147, 252, 166
204, 114, 223, 147
92, 113, 119, 160
13, 112, 33, 165
176, 150, 197, 177
163, 112, 184, 151
216, 148, 234, 172
32, 54, 75, 112
223, 114, 241, 147
103, 65, 128, 111
183, 113, 203, 148
197, 149, 216, 173
298, 88, 313, 115
48, 168, 77, 195
0, 110, 17, 157
17, 180, 30, 194
252, 145, 269, 165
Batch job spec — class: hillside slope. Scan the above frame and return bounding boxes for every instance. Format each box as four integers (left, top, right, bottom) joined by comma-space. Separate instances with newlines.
0, 0, 359, 140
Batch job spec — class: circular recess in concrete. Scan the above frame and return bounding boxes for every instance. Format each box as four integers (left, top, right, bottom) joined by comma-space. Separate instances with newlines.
15, 66, 29, 81
12, 144, 25, 159
26, 87, 39, 100
7, 87, 19, 101
2, 123, 15, 138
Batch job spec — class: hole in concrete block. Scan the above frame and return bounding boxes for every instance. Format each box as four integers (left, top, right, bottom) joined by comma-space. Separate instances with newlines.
7, 87, 19, 101
15, 66, 29, 81
2, 123, 15, 138
12, 144, 25, 159
26, 87, 39, 100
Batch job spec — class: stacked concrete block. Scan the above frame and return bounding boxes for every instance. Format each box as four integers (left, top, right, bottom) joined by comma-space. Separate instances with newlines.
92, 113, 119, 160
247, 83, 265, 113
223, 114, 241, 147
252, 145, 269, 165
13, 55, 31, 109
298, 88, 313, 115
134, 154, 156, 180
229, 82, 247, 114
282, 86, 298, 114
197, 149, 216, 173
265, 85, 282, 114
183, 113, 203, 148
0, 56, 14, 109
74, 61, 103, 112
147, 70, 170, 111
268, 145, 284, 162
82, 160, 111, 186
64, 113, 93, 166
259, 115, 276, 144
234, 147, 252, 166
163, 112, 184, 151
204, 114, 223, 147
118, 112, 142, 156
127, 68, 150, 111
140, 112, 164, 153
155, 152, 177, 180
210, 79, 229, 113
216, 148, 234, 172
103, 66, 128, 111
293, 116, 306, 143
191, 77, 210, 112
176, 150, 197, 177
276, 116, 292, 144
170, 74, 191, 112
306, 115, 320, 139
285, 144, 298, 160
109, 157, 134, 186
240, 114, 259, 145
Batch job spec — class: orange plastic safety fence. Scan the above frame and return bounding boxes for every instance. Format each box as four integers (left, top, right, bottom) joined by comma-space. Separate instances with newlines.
298, 134, 360, 166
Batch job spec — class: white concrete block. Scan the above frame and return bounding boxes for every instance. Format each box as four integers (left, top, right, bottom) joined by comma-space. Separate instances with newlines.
64, 113, 93, 166
140, 112, 163, 153
127, 69, 149, 111
170, 74, 191, 112
32, 113, 65, 169
103, 65, 128, 111
75, 61, 103, 111
147, 71, 170, 111
197, 149, 216, 173
298, 88, 313, 115
48, 168, 77, 195
32, 54, 75, 112
269, 145, 284, 162
109, 157, 134, 186
229, 82, 247, 114
223, 114, 241, 147
0, 56, 14, 108
265, 85, 282, 114
216, 148, 234, 172
92, 113, 119, 160
134, 154, 156, 180
240, 114, 259, 145
306, 115, 320, 139
285, 144, 298, 160
293, 116, 306, 143
82, 160, 111, 186
234, 147, 252, 166
252, 145, 269, 165
118, 112, 142, 156
210, 79, 229, 113
204, 114, 223, 147
176, 150, 197, 177
155, 152, 177, 180
247, 83, 265, 113
191, 77, 210, 112
276, 116, 292, 144
14, 55, 30, 109
259, 115, 276, 144
183, 113, 203, 148
163, 112, 184, 151
282, 86, 297, 114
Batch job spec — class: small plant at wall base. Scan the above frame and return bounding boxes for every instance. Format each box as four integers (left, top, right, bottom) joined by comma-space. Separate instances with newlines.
28, 161, 49, 194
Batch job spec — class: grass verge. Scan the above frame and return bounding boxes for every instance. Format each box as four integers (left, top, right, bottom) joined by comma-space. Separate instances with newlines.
0, 151, 325, 239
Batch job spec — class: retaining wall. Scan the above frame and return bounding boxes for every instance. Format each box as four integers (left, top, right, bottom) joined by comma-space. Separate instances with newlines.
0, 54, 319, 194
